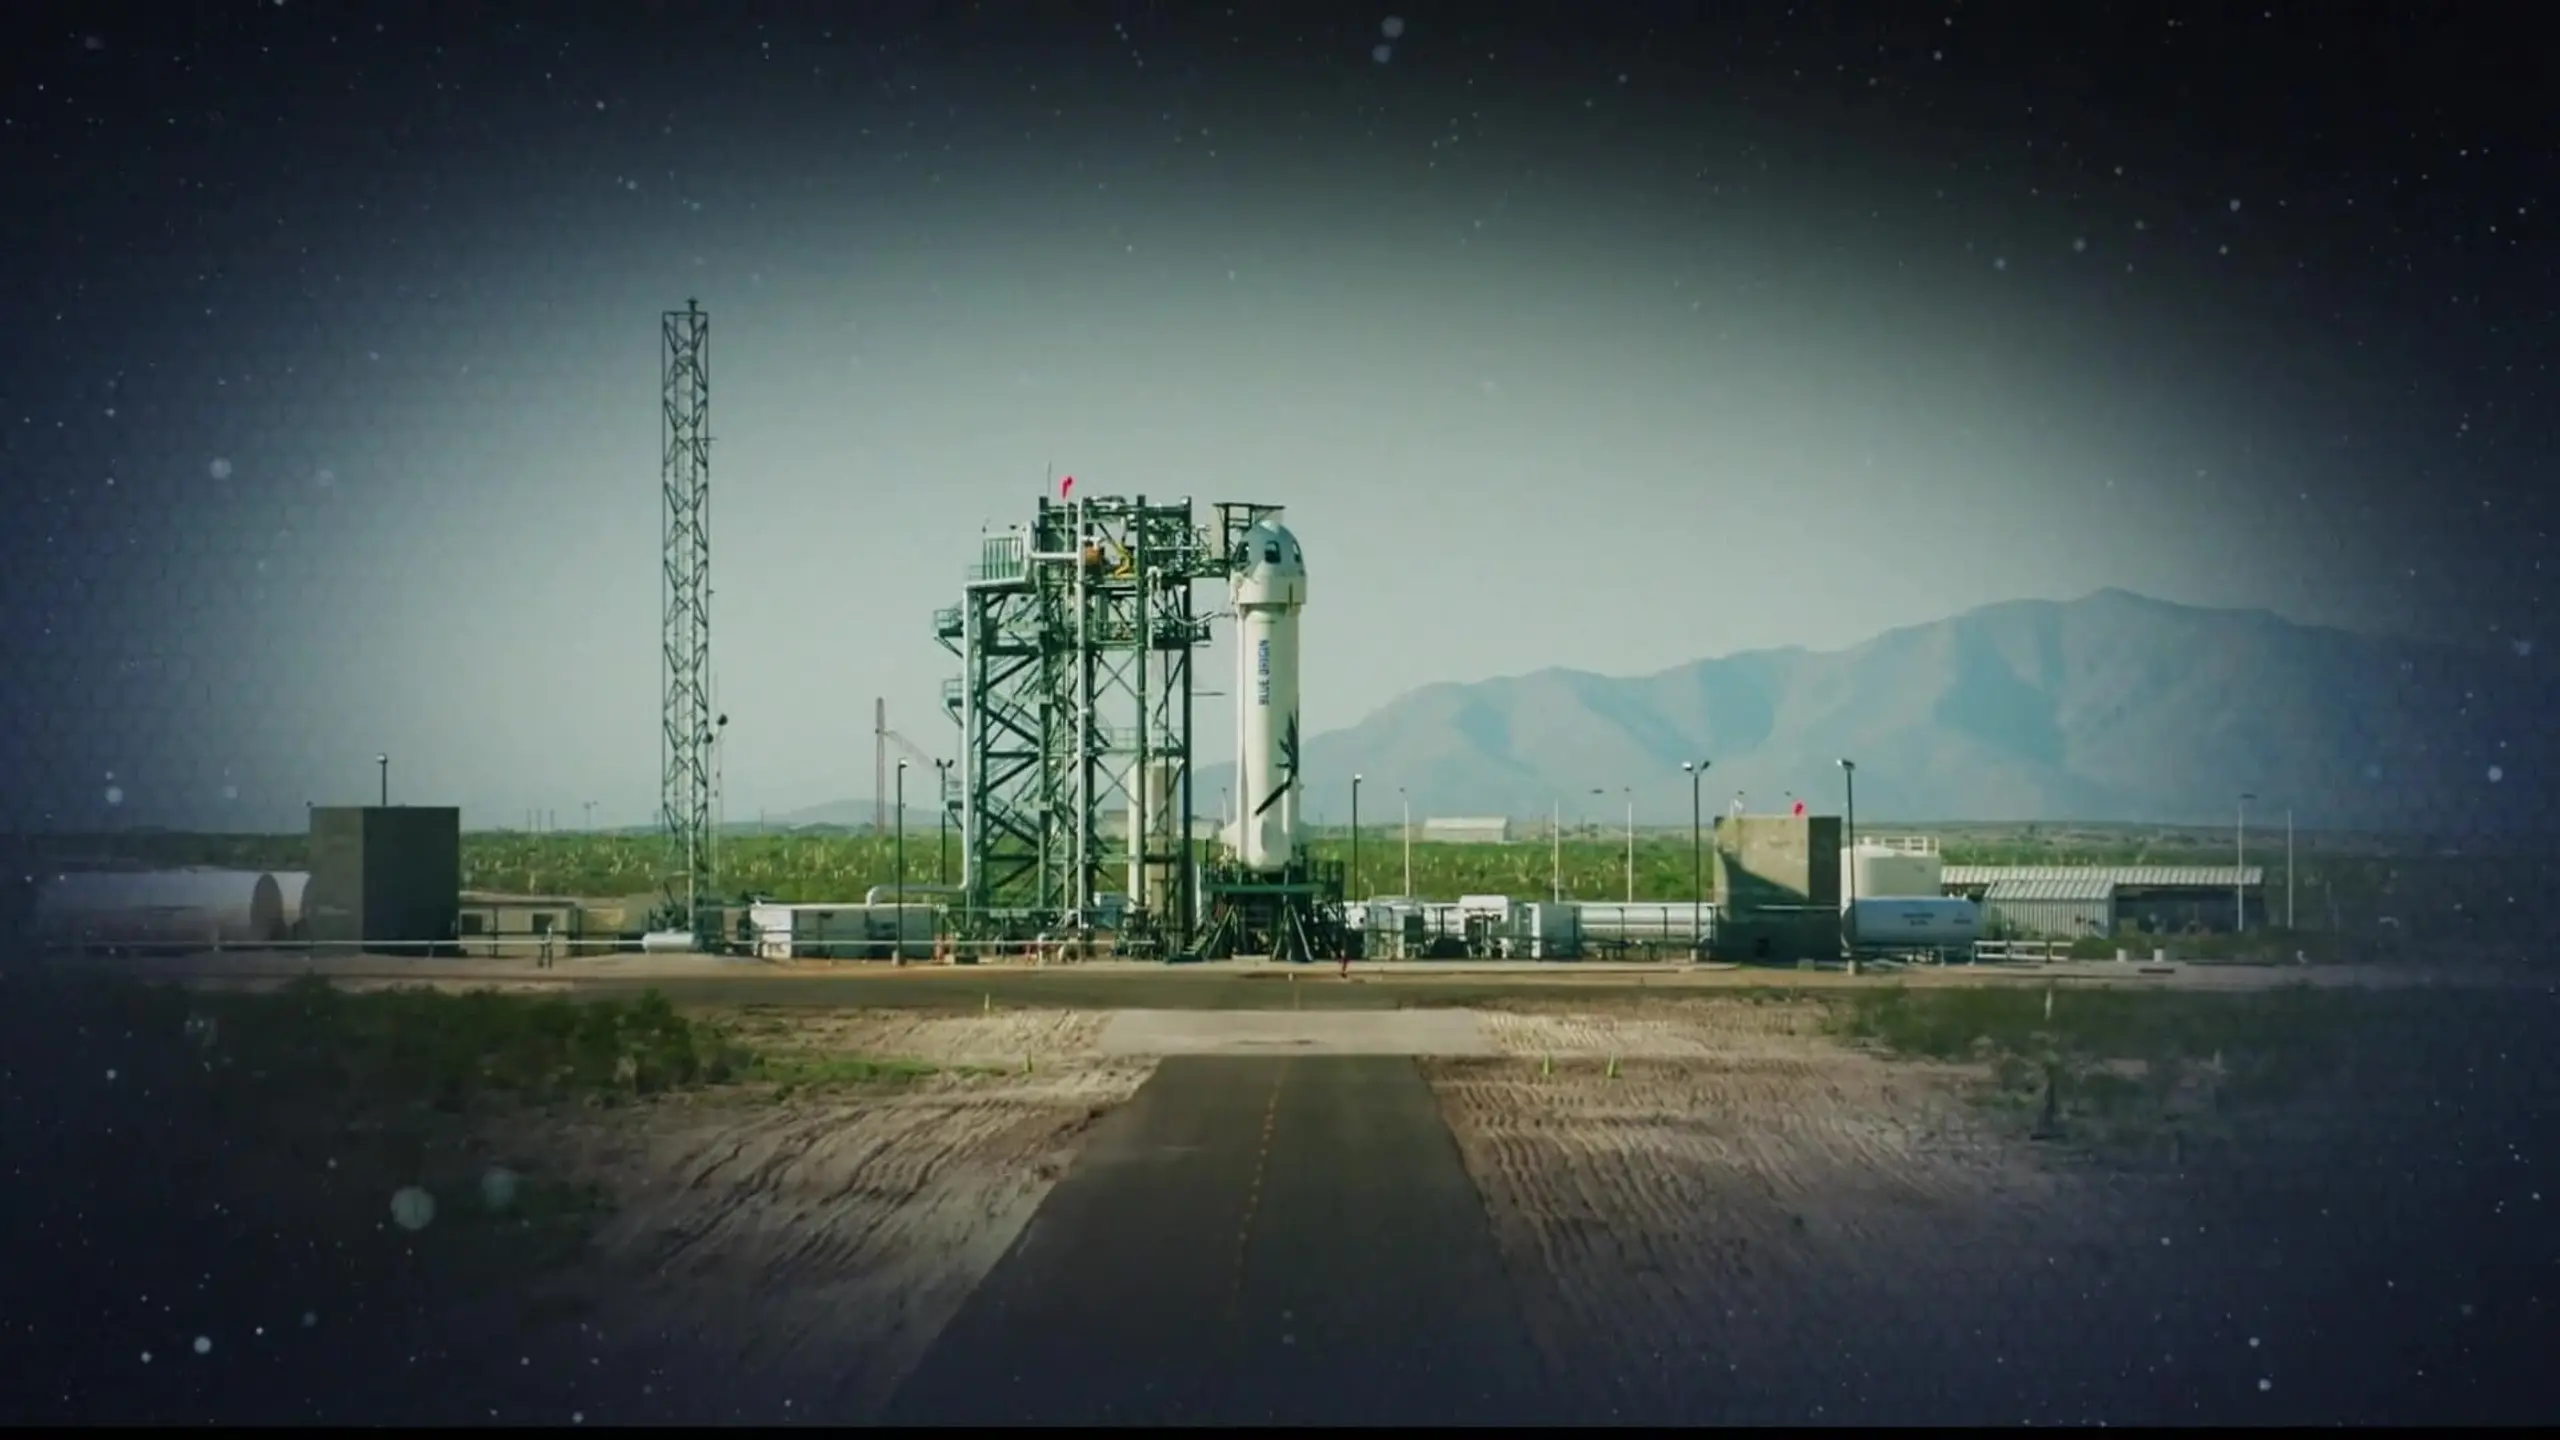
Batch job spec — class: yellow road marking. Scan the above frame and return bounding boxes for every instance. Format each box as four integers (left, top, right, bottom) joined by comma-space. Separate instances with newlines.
1227, 1069, 1286, 1321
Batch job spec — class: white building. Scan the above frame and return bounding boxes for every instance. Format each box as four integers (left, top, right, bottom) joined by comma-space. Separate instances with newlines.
1420, 816, 1511, 845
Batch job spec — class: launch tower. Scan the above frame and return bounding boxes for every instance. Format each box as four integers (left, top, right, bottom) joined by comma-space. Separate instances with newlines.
933, 490, 1342, 959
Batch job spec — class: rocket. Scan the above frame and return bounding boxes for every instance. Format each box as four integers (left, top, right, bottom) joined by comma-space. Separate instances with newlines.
1232, 515, 1307, 872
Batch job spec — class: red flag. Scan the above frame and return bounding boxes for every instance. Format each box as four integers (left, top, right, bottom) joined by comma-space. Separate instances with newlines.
1059, 474, 1076, 499
1792, 799, 1806, 816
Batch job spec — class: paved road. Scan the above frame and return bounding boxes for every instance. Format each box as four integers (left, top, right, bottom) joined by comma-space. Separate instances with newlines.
883, 1055, 1560, 1427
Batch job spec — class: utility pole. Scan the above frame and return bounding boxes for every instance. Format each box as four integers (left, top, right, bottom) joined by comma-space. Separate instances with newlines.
1683, 760, 1708, 957
1550, 797, 1563, 903
935, 758, 953, 885
1837, 758, 1859, 972
2237, 791, 2255, 935
1350, 774, 1364, 901
1399, 786, 1412, 897
1622, 786, 1635, 903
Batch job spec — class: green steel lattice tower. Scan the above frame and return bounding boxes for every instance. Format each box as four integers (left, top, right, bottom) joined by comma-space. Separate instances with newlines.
934, 494, 1221, 938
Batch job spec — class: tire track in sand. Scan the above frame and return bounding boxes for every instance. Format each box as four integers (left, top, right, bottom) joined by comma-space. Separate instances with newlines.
499, 1061, 1154, 1423
1426, 1009, 2098, 1424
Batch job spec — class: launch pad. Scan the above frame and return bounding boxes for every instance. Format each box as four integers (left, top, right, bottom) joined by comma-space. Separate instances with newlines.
933, 491, 1335, 957
1195, 856, 1347, 963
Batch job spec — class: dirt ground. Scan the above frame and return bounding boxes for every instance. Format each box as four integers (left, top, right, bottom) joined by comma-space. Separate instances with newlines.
416, 1009, 1153, 1425
15, 980, 2552, 1426
721, 1005, 1114, 1067
0, 994, 1151, 1427
479, 1057, 1154, 1424
1427, 993, 2560, 1426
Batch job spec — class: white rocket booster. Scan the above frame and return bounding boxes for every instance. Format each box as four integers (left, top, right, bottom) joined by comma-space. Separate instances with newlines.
1232, 515, 1307, 873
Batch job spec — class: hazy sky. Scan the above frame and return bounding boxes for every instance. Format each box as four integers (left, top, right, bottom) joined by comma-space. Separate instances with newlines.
2, 3, 2549, 830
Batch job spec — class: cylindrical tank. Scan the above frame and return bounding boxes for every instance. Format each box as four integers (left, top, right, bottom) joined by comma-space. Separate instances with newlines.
1571, 901, 1715, 944
1840, 845, 1944, 901
271, 870, 312, 938
1232, 516, 1307, 873
1125, 758, 1184, 914
33, 868, 288, 949
1845, 896, 1980, 949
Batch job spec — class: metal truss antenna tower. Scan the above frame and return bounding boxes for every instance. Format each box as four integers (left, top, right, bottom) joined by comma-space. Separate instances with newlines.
660, 299, 714, 937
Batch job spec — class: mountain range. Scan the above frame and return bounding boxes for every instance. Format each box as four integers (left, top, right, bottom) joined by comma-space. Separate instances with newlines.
1185, 588, 2551, 833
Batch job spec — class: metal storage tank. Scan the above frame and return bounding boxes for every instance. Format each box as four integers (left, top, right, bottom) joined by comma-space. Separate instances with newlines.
1571, 901, 1715, 946
1840, 839, 1944, 901
34, 868, 288, 949
1978, 877, 2117, 939
271, 871, 311, 938
1124, 758, 1184, 916
1845, 896, 1980, 950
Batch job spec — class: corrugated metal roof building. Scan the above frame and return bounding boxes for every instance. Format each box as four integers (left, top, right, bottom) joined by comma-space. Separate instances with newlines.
1978, 877, 2118, 939
1941, 864, 2262, 890
1945, 864, 2265, 934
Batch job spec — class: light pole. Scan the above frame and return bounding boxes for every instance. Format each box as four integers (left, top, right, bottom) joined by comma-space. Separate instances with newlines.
375, 753, 389, 807
895, 759, 909, 943
2236, 791, 2254, 935
1350, 774, 1364, 901
1399, 786, 1412, 897
709, 713, 729, 896
1837, 758, 1858, 969
935, 758, 952, 885
583, 800, 596, 832
1683, 760, 1708, 957
2285, 806, 2295, 932
1550, 796, 1563, 903
1623, 786, 1635, 903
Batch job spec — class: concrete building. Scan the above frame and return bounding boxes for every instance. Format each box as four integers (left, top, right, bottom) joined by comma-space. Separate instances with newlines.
1714, 813, 1844, 910
305, 806, 462, 953
1710, 813, 1844, 964
457, 891, 586, 958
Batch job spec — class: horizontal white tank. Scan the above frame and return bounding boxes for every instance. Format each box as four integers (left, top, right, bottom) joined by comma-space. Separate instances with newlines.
1571, 901, 1717, 943
34, 868, 287, 949
272, 871, 311, 937
1845, 896, 1980, 949
1841, 845, 1944, 901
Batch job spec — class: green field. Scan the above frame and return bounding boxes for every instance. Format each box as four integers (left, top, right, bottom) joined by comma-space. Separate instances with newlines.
16, 823, 2548, 942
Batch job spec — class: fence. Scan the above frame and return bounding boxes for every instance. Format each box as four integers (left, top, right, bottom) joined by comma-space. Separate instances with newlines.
26, 932, 1146, 967
1968, 938, 2072, 966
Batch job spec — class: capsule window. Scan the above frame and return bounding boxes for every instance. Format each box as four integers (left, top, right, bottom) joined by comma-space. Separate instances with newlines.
1263, 543, 1281, 564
